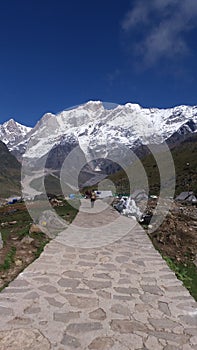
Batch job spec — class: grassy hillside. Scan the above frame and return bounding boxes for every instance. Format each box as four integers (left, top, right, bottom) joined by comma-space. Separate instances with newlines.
169, 133, 197, 194
0, 141, 21, 197
108, 133, 197, 196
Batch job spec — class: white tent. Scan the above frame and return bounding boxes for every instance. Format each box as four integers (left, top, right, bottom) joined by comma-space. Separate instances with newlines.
95, 190, 113, 198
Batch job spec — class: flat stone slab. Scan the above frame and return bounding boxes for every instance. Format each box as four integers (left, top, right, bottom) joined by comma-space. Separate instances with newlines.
0, 328, 51, 349
0, 199, 196, 349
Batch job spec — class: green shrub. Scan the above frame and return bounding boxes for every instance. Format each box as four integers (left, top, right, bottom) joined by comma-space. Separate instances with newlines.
163, 256, 197, 301
0, 246, 16, 270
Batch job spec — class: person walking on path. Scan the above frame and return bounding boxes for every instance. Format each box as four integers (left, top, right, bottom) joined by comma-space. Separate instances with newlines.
90, 190, 96, 208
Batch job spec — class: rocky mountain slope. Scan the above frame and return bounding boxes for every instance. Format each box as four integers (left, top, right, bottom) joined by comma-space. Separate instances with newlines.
0, 141, 21, 197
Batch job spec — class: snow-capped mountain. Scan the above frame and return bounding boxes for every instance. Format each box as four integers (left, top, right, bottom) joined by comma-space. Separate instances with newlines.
0, 119, 32, 149
1, 101, 197, 169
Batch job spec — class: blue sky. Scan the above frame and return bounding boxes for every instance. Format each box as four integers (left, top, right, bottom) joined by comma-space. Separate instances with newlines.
0, 0, 197, 126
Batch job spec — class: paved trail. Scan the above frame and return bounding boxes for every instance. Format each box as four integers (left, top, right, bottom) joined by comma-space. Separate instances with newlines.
0, 200, 196, 349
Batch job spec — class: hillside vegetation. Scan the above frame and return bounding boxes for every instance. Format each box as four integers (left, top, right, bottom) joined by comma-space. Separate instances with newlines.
0, 141, 21, 197
108, 133, 197, 196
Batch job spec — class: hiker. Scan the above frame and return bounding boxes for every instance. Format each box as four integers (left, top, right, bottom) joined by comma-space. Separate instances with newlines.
85, 190, 91, 199
90, 191, 96, 208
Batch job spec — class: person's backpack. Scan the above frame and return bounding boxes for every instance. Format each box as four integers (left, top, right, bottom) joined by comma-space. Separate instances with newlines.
91, 192, 96, 200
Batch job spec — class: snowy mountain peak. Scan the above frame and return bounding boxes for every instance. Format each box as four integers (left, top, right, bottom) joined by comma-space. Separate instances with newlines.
0, 101, 197, 164
2, 118, 31, 133
0, 118, 32, 147
84, 100, 103, 106
3, 118, 22, 131
35, 112, 56, 126
4, 118, 16, 126
124, 102, 141, 110
78, 101, 104, 112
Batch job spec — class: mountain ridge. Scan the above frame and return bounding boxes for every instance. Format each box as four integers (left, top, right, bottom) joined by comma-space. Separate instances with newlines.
0, 101, 196, 192
1, 101, 196, 163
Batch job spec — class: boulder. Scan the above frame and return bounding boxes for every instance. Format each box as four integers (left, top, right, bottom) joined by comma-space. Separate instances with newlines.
21, 236, 34, 244
0, 231, 3, 249
29, 224, 43, 234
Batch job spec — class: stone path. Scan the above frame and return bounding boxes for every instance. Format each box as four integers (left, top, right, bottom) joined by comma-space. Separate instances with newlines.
0, 200, 197, 349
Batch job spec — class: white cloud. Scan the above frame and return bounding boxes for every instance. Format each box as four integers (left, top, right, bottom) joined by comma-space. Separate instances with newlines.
122, 2, 150, 30
122, 0, 197, 66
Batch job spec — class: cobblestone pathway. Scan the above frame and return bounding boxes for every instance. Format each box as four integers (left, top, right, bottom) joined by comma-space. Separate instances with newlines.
0, 200, 197, 349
